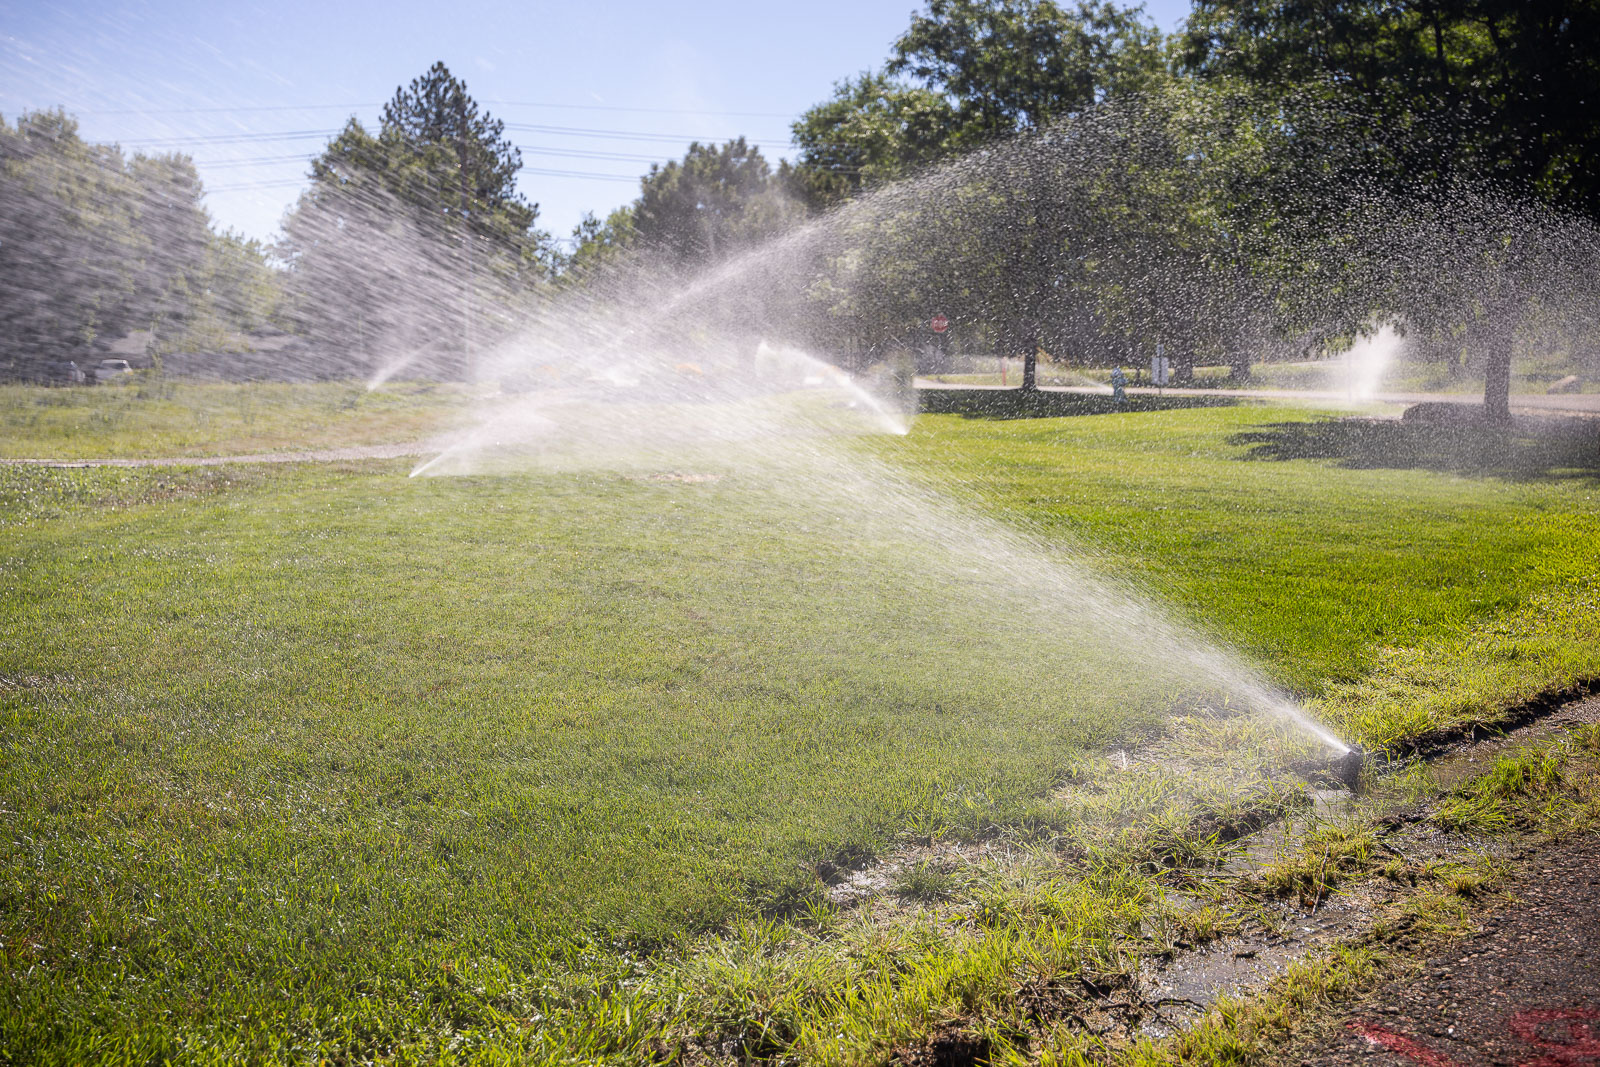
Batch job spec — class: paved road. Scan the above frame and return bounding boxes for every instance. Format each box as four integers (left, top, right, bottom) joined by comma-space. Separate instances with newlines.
1293, 836, 1600, 1067
914, 379, 1600, 416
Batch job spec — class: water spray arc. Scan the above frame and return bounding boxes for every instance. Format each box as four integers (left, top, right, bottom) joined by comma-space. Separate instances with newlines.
410, 333, 1349, 758
393, 91, 1600, 764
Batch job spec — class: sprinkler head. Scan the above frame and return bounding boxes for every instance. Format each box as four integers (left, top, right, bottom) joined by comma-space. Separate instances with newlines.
1331, 745, 1366, 790
1289, 743, 1367, 790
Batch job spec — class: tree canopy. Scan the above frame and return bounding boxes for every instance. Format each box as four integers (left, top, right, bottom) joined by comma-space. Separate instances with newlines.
631, 138, 801, 263
378, 61, 537, 240
890, 0, 1167, 138
789, 0, 1166, 207
1182, 0, 1600, 217
278, 63, 553, 378
0, 109, 276, 374
8, 10, 1599, 410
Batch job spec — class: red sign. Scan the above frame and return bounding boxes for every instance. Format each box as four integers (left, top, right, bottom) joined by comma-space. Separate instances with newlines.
931, 314, 949, 334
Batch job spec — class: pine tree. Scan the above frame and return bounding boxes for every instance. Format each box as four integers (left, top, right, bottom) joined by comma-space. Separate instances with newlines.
281, 63, 552, 379
379, 61, 535, 240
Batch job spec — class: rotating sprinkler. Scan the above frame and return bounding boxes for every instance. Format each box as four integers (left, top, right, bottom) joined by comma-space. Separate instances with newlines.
1331, 744, 1367, 790
1290, 742, 1367, 791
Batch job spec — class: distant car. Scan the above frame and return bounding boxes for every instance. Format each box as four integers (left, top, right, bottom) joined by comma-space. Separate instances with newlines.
94, 358, 134, 383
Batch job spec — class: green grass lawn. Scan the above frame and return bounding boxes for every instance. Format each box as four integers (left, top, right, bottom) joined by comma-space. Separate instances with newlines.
2, 391, 1597, 1062
875, 408, 1599, 693
0, 379, 469, 459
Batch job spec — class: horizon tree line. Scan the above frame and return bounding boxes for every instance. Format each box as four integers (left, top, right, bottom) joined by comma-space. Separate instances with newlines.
3, 0, 1598, 415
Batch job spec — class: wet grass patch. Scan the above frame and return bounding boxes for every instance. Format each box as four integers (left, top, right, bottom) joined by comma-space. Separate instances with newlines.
1230, 411, 1600, 479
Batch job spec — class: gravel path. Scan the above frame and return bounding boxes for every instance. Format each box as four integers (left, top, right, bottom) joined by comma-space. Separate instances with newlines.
1295, 837, 1600, 1066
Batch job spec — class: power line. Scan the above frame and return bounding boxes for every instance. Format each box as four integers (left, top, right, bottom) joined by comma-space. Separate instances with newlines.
522, 167, 639, 182
126, 121, 799, 153
204, 178, 310, 193
127, 129, 341, 147
204, 164, 642, 195
194, 144, 674, 168
63, 99, 797, 119
501, 121, 793, 148
163, 119, 872, 195
514, 145, 682, 164
76, 103, 374, 116
489, 100, 795, 119
194, 153, 317, 168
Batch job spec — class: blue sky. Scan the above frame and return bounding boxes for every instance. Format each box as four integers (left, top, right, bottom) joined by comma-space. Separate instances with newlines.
2, 0, 1194, 246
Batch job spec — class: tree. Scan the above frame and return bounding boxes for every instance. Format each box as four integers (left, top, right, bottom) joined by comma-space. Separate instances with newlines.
790, 1, 1165, 208
783, 76, 1343, 386
379, 61, 537, 242
279, 63, 552, 379
789, 74, 957, 209
0, 111, 138, 366
785, 1, 1167, 385
631, 138, 801, 263
0, 108, 268, 374
562, 207, 636, 279
889, 0, 1167, 143
1184, 0, 1600, 213
179, 229, 282, 351
127, 152, 211, 349
1184, 0, 1600, 417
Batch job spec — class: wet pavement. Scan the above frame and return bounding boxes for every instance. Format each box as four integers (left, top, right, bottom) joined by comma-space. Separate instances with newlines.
1294, 836, 1600, 1066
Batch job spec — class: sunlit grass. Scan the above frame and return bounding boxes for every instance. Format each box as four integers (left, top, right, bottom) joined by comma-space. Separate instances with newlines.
2, 399, 1598, 1060
0, 378, 469, 459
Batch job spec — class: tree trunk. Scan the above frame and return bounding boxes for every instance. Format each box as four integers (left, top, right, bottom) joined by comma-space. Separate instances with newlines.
1020, 335, 1038, 392
1172, 349, 1195, 386
1483, 327, 1512, 424
1229, 348, 1250, 382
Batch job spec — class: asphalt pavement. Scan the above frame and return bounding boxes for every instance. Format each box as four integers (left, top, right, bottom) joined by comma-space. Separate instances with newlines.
1293, 836, 1600, 1066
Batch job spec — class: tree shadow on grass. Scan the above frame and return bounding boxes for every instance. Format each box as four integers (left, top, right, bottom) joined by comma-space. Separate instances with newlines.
918, 387, 1240, 419
1231, 411, 1600, 480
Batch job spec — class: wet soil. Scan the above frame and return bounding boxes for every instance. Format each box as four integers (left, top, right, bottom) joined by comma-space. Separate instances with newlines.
1136, 816, 1512, 1040
1288, 834, 1600, 1067
1137, 881, 1397, 1037
1418, 696, 1600, 790
1137, 696, 1600, 1039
